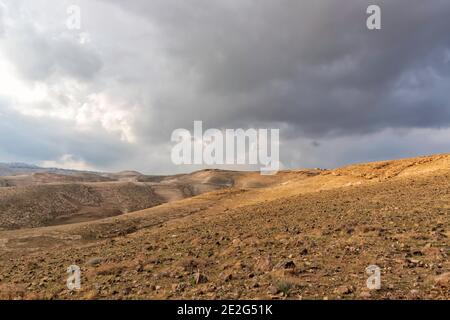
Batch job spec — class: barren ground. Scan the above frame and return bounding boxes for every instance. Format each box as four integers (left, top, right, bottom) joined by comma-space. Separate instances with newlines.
0, 154, 448, 299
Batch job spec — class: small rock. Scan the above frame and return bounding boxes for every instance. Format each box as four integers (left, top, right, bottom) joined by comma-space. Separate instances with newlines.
206, 284, 216, 293
136, 264, 144, 272
408, 258, 420, 264
410, 289, 420, 296
268, 285, 279, 295
276, 260, 296, 270
222, 272, 233, 282
283, 260, 296, 269
300, 248, 308, 256
256, 256, 273, 272
232, 238, 241, 246
335, 285, 354, 295
87, 257, 104, 266
434, 272, 450, 287
122, 287, 131, 295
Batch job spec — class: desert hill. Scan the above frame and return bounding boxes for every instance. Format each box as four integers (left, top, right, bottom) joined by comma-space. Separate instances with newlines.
0, 154, 448, 300
0, 168, 296, 230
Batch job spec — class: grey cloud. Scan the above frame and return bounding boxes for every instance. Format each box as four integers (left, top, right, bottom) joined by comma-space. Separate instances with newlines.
0, 4, 4, 36
282, 127, 450, 170
2, 29, 102, 81
0, 0, 102, 83
1, 0, 450, 173
105, 0, 450, 139
0, 102, 136, 169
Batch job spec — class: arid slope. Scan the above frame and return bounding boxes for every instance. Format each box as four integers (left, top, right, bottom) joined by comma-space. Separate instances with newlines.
0, 154, 448, 300
0, 169, 294, 230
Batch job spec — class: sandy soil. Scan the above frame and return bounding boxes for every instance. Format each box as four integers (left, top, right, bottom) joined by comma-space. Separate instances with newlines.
0, 154, 448, 299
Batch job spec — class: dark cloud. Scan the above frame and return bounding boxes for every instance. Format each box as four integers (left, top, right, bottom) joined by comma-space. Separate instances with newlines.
114, 0, 450, 137
2, 26, 102, 81
0, 0, 449, 172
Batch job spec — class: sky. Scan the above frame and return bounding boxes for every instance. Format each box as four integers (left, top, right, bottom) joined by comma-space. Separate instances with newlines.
0, 0, 450, 174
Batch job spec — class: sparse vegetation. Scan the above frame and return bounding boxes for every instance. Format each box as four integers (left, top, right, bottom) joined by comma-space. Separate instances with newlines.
0, 154, 448, 300
276, 281, 293, 297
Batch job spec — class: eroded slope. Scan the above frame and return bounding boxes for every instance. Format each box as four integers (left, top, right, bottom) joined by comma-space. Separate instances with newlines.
0, 154, 448, 300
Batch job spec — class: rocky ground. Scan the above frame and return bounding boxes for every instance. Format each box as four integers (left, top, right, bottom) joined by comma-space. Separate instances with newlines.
0, 169, 265, 230
0, 154, 448, 299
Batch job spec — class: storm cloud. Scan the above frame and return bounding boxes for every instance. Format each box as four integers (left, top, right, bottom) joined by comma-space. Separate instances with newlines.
0, 0, 449, 173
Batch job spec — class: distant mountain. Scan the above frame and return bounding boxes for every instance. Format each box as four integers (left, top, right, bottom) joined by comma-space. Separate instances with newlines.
0, 162, 100, 177
3, 163, 41, 169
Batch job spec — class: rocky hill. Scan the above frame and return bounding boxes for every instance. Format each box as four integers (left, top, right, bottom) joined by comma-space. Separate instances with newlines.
0, 154, 448, 300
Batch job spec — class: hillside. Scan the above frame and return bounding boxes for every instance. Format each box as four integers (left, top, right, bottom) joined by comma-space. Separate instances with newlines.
0, 183, 164, 229
0, 169, 294, 230
0, 154, 448, 300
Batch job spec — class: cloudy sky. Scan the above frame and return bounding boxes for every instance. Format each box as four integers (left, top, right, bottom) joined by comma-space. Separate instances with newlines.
0, 0, 449, 174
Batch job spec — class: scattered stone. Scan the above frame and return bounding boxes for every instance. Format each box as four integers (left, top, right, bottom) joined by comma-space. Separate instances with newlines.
276, 260, 296, 270
135, 264, 143, 272
335, 285, 354, 295
410, 289, 420, 296
221, 272, 233, 282
122, 287, 131, 295
87, 257, 104, 266
433, 272, 450, 287
411, 250, 424, 256
206, 284, 216, 293
232, 238, 241, 246
405, 258, 421, 267
256, 256, 273, 272
171, 283, 188, 293
268, 285, 279, 295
